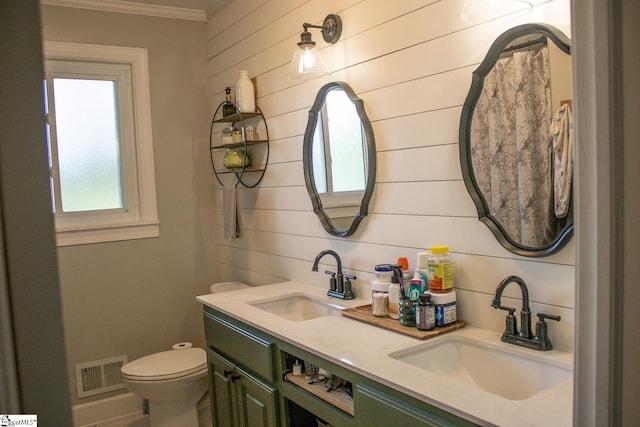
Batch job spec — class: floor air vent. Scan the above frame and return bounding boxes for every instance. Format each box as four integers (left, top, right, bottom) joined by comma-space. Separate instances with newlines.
75, 355, 128, 398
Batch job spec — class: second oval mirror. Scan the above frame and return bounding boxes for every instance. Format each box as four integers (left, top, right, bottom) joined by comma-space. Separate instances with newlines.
303, 82, 376, 237
459, 23, 573, 257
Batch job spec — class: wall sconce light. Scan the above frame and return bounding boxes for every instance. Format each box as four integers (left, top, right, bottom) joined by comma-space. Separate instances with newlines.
461, 0, 532, 23
287, 14, 342, 81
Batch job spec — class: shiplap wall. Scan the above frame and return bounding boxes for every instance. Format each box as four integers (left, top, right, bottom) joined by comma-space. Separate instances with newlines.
207, 0, 574, 351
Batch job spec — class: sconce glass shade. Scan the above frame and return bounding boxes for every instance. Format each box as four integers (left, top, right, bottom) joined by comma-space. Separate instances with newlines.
288, 14, 342, 82
461, 0, 533, 23
288, 42, 330, 81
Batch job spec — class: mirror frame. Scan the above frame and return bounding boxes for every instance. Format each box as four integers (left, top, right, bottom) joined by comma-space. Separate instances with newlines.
303, 81, 377, 237
459, 23, 573, 257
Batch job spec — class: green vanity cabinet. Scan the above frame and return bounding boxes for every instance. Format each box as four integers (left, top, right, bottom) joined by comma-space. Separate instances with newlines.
207, 348, 279, 427
202, 305, 477, 427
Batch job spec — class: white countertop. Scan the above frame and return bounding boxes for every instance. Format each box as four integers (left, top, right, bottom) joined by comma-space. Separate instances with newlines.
197, 281, 573, 427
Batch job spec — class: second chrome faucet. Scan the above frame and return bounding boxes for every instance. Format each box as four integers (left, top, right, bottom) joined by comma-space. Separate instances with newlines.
491, 275, 561, 351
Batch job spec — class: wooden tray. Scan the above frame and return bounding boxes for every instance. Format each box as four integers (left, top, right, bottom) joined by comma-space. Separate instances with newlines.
341, 304, 465, 340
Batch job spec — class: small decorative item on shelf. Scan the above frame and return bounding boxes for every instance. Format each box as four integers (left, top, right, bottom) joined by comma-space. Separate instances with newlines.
221, 127, 234, 145
232, 128, 243, 143
304, 361, 319, 377
245, 125, 256, 140
222, 86, 236, 117
235, 70, 256, 113
223, 149, 251, 169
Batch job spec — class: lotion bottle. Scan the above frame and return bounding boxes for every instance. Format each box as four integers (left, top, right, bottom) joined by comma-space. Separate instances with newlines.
388, 276, 400, 320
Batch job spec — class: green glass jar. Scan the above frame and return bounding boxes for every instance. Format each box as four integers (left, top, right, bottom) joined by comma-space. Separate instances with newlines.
398, 297, 416, 327
223, 149, 251, 169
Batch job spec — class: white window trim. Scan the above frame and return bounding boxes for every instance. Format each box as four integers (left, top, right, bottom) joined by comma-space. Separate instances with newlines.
44, 41, 159, 246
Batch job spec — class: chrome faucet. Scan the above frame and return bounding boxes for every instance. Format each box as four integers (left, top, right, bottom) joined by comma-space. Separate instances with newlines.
490, 275, 561, 351
311, 250, 356, 300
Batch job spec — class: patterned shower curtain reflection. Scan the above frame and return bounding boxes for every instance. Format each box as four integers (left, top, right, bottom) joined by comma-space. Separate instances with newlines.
471, 44, 559, 247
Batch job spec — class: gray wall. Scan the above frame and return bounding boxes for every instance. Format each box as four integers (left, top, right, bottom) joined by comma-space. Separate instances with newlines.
0, 1, 72, 424
41, 5, 218, 405
12, 1, 640, 423
572, 0, 640, 423
620, 0, 640, 422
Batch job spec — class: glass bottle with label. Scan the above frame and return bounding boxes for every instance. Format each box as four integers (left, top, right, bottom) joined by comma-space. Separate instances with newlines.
221, 127, 234, 145
415, 294, 435, 331
399, 297, 416, 327
426, 245, 454, 293
222, 87, 236, 117
371, 279, 389, 317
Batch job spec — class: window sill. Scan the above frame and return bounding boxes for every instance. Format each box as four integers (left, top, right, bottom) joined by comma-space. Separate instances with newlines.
55, 221, 159, 247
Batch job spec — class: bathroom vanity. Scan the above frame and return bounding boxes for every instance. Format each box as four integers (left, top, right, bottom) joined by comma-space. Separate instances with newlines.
198, 282, 573, 426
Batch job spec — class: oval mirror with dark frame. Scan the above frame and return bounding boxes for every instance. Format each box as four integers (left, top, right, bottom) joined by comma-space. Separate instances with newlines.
303, 81, 376, 237
459, 23, 573, 257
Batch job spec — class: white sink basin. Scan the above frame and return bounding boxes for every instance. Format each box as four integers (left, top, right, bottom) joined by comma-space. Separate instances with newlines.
389, 335, 572, 400
249, 293, 345, 321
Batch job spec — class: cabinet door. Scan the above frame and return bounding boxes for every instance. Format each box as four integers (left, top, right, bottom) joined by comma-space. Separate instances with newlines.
355, 384, 474, 427
207, 350, 239, 427
236, 367, 279, 427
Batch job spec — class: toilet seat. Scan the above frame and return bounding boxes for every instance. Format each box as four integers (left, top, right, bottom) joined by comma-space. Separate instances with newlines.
121, 347, 206, 381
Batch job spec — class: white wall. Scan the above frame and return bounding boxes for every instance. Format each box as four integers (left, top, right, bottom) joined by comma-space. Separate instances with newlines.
41, 5, 217, 406
208, 0, 575, 351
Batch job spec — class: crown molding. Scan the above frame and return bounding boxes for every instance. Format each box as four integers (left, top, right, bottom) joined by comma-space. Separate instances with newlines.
41, 0, 207, 22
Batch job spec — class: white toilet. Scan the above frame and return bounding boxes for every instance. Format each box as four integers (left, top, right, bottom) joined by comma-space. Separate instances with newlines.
121, 347, 208, 427
121, 282, 249, 427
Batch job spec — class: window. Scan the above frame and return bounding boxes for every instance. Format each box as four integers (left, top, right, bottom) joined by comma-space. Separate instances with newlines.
44, 42, 158, 246
311, 89, 366, 195
311, 88, 367, 217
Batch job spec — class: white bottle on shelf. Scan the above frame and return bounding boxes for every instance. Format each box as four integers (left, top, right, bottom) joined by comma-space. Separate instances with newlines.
235, 70, 255, 113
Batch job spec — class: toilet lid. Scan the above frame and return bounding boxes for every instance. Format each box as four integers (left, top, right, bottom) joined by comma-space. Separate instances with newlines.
121, 348, 206, 381
210, 282, 249, 293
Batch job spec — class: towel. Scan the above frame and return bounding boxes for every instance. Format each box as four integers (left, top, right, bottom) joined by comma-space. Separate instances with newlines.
223, 185, 240, 240
551, 103, 573, 218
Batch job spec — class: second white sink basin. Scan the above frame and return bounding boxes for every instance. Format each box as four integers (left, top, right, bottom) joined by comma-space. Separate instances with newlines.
249, 293, 345, 321
389, 334, 572, 400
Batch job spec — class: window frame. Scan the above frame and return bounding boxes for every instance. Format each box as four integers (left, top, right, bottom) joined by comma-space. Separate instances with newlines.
44, 41, 158, 246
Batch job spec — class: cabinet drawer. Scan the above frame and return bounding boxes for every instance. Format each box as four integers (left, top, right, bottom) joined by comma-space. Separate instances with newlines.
355, 384, 477, 427
204, 311, 275, 381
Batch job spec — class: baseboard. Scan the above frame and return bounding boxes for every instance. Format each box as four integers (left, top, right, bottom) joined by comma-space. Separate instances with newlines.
73, 392, 143, 427
73, 391, 211, 427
